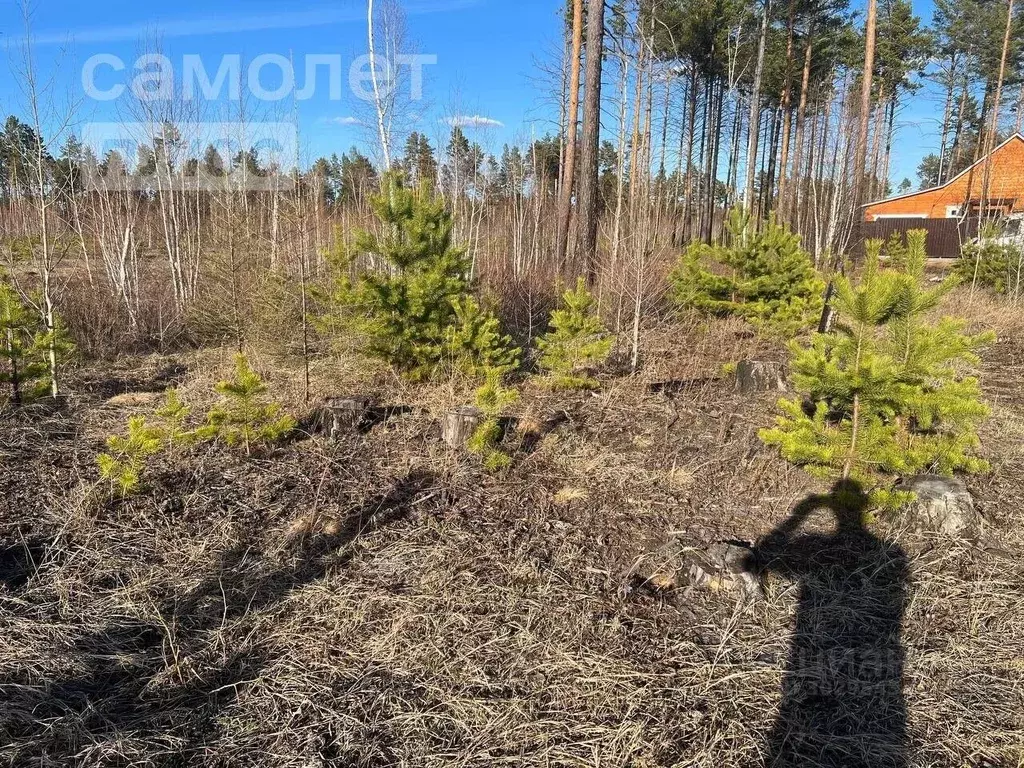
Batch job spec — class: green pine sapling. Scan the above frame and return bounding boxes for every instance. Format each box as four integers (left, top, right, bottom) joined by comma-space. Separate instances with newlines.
536, 278, 612, 390
96, 416, 165, 497
670, 208, 824, 335
325, 172, 519, 380
95, 387, 199, 497
326, 172, 471, 380
467, 367, 520, 471
157, 388, 194, 453
954, 235, 1018, 296
197, 354, 295, 454
760, 230, 993, 507
0, 277, 63, 404
446, 295, 520, 377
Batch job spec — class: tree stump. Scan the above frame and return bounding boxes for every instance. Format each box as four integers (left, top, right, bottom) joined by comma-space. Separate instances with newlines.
735, 360, 786, 394
442, 406, 483, 449
684, 541, 759, 598
320, 396, 372, 438
630, 539, 759, 599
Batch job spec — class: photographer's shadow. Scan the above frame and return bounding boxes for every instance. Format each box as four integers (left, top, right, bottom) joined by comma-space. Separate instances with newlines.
751, 480, 909, 768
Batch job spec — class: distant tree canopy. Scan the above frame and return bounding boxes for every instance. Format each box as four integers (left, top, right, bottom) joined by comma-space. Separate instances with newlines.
310, 149, 379, 205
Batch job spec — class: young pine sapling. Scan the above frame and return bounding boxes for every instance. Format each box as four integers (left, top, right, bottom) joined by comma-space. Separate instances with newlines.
0, 277, 68, 404
325, 172, 471, 380
536, 278, 612, 390
157, 387, 194, 454
96, 416, 165, 497
446, 295, 520, 378
670, 208, 824, 336
467, 367, 520, 471
198, 354, 295, 455
760, 231, 993, 507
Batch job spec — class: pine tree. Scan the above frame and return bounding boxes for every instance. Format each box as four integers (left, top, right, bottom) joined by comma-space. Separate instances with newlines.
670, 208, 825, 336
403, 132, 438, 188
197, 354, 295, 455
96, 388, 198, 497
327, 171, 514, 381
445, 296, 521, 378
954, 235, 1018, 295
0, 279, 40, 404
536, 278, 612, 390
885, 232, 993, 475
97, 416, 164, 497
467, 367, 519, 471
157, 387, 194, 454
760, 231, 993, 507
327, 171, 468, 380
442, 127, 482, 196
881, 231, 910, 270
0, 276, 68, 405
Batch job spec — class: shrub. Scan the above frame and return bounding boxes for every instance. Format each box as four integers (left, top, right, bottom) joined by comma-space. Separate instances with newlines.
760, 234, 993, 507
326, 172, 477, 380
467, 368, 519, 471
670, 208, 824, 335
197, 354, 295, 454
97, 416, 164, 497
189, 258, 303, 352
536, 278, 612, 390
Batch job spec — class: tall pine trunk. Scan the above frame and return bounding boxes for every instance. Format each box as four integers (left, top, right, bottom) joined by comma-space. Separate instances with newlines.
948, 73, 970, 181
762, 105, 782, 218
936, 54, 958, 184
881, 96, 897, 198
867, 85, 887, 201
853, 0, 878, 204
555, 0, 584, 271
706, 78, 724, 242
980, 0, 1014, 217
788, 31, 814, 222
577, 0, 606, 283
744, 0, 770, 218
610, 38, 630, 280
776, 2, 797, 212
683, 64, 699, 241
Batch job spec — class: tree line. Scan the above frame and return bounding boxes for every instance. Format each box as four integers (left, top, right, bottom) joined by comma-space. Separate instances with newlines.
0, 0, 1020, 375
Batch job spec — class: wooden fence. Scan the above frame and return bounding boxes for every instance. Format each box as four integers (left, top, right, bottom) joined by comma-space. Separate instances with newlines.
850, 218, 979, 258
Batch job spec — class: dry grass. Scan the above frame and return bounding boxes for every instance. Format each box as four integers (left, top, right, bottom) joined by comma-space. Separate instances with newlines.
1, 315, 1022, 767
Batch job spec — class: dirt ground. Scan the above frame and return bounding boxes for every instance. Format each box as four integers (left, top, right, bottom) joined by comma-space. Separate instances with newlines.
1, 301, 1022, 768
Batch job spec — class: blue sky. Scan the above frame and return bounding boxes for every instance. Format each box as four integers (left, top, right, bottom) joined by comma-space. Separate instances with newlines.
0, 0, 942, 184
0, 0, 563, 166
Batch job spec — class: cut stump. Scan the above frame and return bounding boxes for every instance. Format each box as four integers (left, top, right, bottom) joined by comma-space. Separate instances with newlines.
735, 360, 786, 394
320, 396, 372, 438
685, 541, 759, 598
632, 539, 759, 599
442, 406, 483, 449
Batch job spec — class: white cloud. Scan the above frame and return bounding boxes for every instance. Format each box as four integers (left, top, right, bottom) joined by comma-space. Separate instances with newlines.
443, 115, 504, 129
27, 0, 480, 45
327, 116, 362, 127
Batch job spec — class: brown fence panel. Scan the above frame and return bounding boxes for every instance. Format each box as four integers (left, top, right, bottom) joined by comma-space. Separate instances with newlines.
851, 218, 979, 258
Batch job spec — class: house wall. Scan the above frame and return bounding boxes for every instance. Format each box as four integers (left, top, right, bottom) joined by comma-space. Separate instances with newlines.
863, 136, 1024, 220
